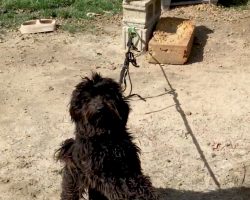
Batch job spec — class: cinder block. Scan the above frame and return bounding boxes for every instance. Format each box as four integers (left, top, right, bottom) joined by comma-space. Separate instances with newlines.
161, 0, 171, 11
122, 24, 155, 51
123, 0, 161, 28
209, 0, 218, 4
147, 17, 195, 64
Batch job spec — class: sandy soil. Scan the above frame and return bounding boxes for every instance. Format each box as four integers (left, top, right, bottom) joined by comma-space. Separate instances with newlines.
0, 4, 250, 200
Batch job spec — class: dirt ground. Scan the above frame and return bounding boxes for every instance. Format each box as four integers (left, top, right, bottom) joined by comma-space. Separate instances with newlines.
0, 4, 250, 200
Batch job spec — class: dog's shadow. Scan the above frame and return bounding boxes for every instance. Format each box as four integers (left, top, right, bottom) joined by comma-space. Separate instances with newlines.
155, 187, 250, 200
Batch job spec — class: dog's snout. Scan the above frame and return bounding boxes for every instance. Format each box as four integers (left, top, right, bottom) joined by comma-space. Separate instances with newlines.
96, 105, 104, 112
92, 96, 109, 109
92, 96, 104, 108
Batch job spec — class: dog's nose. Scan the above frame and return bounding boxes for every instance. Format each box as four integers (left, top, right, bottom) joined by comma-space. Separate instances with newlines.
97, 106, 104, 111
92, 96, 104, 111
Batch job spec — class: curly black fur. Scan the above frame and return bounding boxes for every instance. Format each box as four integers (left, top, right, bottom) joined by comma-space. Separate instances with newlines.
56, 73, 157, 200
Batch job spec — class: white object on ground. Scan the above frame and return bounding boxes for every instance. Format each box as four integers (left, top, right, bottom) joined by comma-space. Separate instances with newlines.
86, 12, 101, 17
20, 19, 56, 34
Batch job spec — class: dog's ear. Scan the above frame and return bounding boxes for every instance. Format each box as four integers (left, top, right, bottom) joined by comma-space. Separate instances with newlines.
69, 90, 81, 122
55, 138, 75, 163
69, 77, 92, 122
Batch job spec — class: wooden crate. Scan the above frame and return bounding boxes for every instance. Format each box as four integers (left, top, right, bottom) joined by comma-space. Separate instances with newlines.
147, 17, 195, 64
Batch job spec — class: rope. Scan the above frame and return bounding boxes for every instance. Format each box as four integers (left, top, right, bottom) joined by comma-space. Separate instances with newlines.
119, 27, 146, 101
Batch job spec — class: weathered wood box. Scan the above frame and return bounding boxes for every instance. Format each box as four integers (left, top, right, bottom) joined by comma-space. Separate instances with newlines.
147, 17, 195, 64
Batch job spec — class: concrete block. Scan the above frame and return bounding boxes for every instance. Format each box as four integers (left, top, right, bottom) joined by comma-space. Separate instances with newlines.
123, 0, 161, 28
209, 0, 218, 4
122, 24, 155, 51
20, 19, 56, 34
161, 0, 171, 11
147, 17, 195, 64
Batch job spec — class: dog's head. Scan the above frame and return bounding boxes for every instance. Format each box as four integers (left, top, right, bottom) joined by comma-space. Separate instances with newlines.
69, 73, 130, 130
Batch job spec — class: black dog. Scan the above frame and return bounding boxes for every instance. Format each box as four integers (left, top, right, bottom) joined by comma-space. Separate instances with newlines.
56, 73, 157, 200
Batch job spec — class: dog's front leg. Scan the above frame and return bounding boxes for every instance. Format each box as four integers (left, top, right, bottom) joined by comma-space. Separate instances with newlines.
61, 166, 81, 200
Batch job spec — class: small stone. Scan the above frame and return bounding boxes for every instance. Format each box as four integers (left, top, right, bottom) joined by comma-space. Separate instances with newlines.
211, 153, 216, 158
49, 86, 54, 91
0, 70, 3, 73
110, 66, 117, 70
2, 178, 10, 183
225, 142, 231, 147
95, 66, 101, 69
185, 111, 192, 116
48, 57, 54, 63
0, 9, 7, 14
41, 60, 46, 65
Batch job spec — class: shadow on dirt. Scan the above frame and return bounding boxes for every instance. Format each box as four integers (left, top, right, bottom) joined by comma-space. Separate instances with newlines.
188, 25, 214, 64
155, 187, 250, 200
158, 64, 221, 188
145, 35, 250, 200
218, 0, 249, 7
